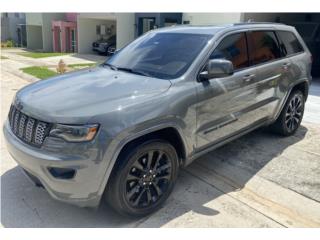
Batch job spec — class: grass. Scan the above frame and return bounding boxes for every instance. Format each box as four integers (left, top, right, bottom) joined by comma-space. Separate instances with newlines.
1, 56, 9, 59
18, 52, 70, 59
20, 66, 58, 79
68, 63, 97, 69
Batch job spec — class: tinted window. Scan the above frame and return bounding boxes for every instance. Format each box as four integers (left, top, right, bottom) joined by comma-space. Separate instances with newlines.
277, 31, 304, 56
249, 31, 281, 65
107, 33, 212, 79
210, 33, 249, 70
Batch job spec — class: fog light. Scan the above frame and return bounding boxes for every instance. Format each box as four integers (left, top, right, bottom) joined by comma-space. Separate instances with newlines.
48, 167, 76, 179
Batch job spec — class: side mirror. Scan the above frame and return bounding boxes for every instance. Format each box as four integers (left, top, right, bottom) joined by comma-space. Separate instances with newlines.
199, 59, 234, 81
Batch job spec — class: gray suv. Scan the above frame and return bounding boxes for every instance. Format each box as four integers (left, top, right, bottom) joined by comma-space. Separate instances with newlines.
4, 23, 312, 217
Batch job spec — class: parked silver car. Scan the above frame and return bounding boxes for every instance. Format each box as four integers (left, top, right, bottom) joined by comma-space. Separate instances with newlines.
3, 23, 312, 217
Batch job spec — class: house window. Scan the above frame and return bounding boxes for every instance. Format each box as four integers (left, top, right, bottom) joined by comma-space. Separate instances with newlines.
14, 13, 20, 18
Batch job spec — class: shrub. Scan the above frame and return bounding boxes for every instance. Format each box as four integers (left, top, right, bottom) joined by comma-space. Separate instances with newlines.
1, 39, 15, 48
6, 40, 15, 48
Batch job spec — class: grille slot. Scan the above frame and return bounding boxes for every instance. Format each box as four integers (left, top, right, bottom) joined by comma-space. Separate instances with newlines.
8, 105, 51, 147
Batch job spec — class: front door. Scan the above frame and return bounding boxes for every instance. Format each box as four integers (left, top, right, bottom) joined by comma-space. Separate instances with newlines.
196, 32, 258, 150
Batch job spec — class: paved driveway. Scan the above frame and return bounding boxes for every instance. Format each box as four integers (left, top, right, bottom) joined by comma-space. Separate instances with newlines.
1, 55, 319, 227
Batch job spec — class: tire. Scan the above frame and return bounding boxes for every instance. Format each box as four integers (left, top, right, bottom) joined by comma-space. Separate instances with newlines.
105, 139, 179, 217
271, 90, 305, 136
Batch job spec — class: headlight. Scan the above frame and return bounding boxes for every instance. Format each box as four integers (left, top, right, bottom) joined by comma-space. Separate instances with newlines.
49, 124, 99, 142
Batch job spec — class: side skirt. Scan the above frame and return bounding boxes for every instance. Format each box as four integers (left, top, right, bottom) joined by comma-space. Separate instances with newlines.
186, 118, 269, 166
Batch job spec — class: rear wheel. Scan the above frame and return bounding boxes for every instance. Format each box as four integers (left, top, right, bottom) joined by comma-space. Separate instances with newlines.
271, 90, 305, 136
105, 139, 179, 217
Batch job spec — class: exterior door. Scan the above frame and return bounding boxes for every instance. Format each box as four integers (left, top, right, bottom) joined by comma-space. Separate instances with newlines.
17, 28, 22, 47
196, 32, 259, 150
246, 30, 291, 123
71, 29, 77, 52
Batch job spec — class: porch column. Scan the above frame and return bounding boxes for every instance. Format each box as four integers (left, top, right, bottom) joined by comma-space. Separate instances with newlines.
60, 27, 66, 52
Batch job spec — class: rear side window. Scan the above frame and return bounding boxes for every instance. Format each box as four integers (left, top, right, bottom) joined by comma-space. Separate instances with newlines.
249, 31, 281, 65
210, 33, 249, 70
277, 31, 304, 56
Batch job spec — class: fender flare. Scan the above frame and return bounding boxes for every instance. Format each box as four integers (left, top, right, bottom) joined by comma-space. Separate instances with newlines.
96, 122, 188, 199
274, 79, 309, 121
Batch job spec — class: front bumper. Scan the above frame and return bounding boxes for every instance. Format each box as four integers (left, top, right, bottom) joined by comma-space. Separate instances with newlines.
3, 120, 110, 207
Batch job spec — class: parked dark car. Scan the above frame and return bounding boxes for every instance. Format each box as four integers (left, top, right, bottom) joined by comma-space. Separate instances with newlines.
4, 23, 312, 217
291, 22, 320, 76
92, 35, 116, 55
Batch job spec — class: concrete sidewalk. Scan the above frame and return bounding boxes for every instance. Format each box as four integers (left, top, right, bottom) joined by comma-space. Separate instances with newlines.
1, 59, 319, 227
1, 48, 106, 81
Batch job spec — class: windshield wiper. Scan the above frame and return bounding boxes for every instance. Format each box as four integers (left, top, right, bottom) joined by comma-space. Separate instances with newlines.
117, 67, 152, 77
101, 62, 118, 70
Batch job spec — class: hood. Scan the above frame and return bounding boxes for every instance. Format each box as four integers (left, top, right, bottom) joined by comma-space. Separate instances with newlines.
15, 66, 172, 123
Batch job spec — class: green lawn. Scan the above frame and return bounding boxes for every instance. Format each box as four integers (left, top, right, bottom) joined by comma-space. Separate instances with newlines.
1, 56, 9, 59
18, 52, 70, 59
68, 63, 97, 69
20, 66, 57, 79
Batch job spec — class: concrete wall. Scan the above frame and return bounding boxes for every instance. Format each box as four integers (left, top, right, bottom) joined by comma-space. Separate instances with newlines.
26, 25, 43, 50
26, 13, 42, 26
66, 13, 77, 22
182, 13, 243, 25
116, 13, 135, 49
1, 16, 10, 42
78, 13, 116, 20
41, 13, 66, 52
1, 13, 26, 43
77, 18, 116, 53
25, 13, 65, 51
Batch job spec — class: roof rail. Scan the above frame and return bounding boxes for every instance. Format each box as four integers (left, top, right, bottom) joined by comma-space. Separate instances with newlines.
233, 22, 286, 26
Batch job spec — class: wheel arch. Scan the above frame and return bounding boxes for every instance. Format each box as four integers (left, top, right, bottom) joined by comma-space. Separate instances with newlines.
274, 79, 309, 121
99, 125, 188, 198
290, 80, 309, 100
113, 127, 187, 168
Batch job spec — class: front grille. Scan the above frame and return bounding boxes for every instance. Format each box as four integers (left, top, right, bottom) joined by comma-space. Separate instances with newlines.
8, 105, 52, 147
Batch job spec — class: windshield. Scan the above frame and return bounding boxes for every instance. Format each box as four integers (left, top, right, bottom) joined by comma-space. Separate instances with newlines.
105, 32, 212, 79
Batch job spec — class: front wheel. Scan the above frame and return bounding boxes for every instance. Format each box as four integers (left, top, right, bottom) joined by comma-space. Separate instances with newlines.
271, 90, 305, 136
105, 140, 179, 217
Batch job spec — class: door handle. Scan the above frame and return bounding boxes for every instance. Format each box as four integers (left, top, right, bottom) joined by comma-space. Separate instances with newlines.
282, 62, 291, 71
242, 74, 255, 82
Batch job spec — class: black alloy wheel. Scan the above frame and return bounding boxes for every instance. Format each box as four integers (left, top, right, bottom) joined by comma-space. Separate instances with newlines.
285, 93, 304, 133
125, 149, 172, 208
271, 90, 305, 136
105, 140, 179, 217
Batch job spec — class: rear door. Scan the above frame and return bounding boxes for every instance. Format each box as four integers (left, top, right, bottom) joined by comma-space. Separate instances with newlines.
245, 30, 291, 122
